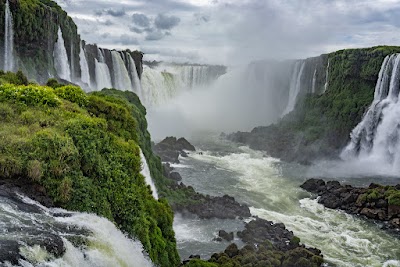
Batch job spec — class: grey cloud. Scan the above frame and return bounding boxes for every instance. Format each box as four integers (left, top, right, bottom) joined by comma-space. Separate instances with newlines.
95, 8, 126, 17
130, 27, 144, 34
155, 14, 180, 30
145, 31, 165, 41
102, 19, 114, 26
132, 13, 151, 27
120, 34, 139, 45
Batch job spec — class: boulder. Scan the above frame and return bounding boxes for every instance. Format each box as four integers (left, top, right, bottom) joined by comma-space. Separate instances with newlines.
218, 230, 234, 241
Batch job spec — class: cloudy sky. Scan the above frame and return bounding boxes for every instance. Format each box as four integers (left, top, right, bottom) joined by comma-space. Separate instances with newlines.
55, 0, 400, 65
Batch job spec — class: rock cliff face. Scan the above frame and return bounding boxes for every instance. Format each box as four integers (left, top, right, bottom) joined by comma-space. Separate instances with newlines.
228, 46, 400, 164
0, 0, 143, 86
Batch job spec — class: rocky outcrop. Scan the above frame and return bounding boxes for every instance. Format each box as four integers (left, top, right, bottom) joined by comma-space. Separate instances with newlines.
301, 179, 400, 232
184, 217, 324, 267
171, 183, 251, 219
154, 137, 196, 163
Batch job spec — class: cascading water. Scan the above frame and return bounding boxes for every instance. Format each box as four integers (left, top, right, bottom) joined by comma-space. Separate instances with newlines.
4, 0, 14, 71
139, 150, 159, 199
0, 193, 153, 266
95, 48, 112, 90
53, 27, 71, 81
323, 59, 330, 93
341, 54, 400, 174
111, 51, 133, 91
79, 42, 91, 88
311, 69, 317, 94
128, 54, 142, 98
70, 41, 75, 80
282, 61, 306, 116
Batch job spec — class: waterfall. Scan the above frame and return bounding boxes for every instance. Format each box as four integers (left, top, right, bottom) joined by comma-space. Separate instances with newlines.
53, 27, 71, 81
4, 0, 14, 71
79, 42, 91, 88
282, 61, 306, 116
341, 54, 400, 173
323, 59, 330, 93
111, 51, 132, 91
128, 54, 142, 98
0, 194, 153, 266
140, 149, 159, 199
95, 48, 112, 90
311, 69, 317, 94
70, 41, 75, 80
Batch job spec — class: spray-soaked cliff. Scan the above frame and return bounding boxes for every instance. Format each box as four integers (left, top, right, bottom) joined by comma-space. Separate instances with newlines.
228, 46, 400, 164
0, 0, 143, 94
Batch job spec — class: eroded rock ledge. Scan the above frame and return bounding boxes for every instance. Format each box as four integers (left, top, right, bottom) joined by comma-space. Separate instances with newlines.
301, 179, 400, 233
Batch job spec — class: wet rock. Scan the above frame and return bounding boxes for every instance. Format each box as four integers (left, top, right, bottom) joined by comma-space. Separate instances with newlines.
153, 137, 195, 163
301, 179, 400, 234
218, 230, 234, 241
0, 241, 21, 265
169, 172, 182, 182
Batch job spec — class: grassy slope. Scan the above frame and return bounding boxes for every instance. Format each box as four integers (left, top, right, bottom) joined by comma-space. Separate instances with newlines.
0, 72, 180, 266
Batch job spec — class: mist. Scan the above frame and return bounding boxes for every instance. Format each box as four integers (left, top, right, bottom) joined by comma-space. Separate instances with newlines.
147, 60, 292, 140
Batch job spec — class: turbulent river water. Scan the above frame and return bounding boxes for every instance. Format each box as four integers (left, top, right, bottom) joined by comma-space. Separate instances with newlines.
173, 135, 400, 267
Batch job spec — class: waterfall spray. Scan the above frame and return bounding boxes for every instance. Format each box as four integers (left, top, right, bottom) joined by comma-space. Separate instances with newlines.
111, 51, 132, 91
282, 61, 306, 116
4, 0, 14, 71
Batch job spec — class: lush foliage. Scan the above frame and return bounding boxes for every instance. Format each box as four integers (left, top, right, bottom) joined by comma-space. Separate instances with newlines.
0, 84, 180, 266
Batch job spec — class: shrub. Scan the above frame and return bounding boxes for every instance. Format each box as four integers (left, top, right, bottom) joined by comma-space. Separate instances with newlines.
0, 84, 61, 107
54, 85, 88, 107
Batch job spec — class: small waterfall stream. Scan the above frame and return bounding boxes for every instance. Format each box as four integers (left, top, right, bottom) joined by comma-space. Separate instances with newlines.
282, 61, 306, 116
4, 0, 14, 71
79, 42, 91, 88
53, 27, 71, 81
111, 51, 132, 91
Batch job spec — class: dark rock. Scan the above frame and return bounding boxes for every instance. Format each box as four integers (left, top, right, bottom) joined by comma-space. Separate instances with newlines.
300, 179, 326, 193
153, 137, 196, 163
218, 230, 234, 241
0, 241, 21, 265
189, 255, 200, 259
301, 179, 400, 234
224, 243, 239, 258
169, 172, 183, 182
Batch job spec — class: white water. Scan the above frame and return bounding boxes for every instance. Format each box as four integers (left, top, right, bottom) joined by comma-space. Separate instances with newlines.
324, 59, 330, 93
312, 69, 317, 94
53, 27, 71, 81
94, 49, 112, 91
139, 149, 159, 199
111, 51, 132, 91
0, 195, 153, 267
173, 137, 400, 266
128, 54, 142, 98
341, 54, 400, 175
70, 41, 75, 81
282, 61, 306, 116
4, 0, 14, 71
79, 42, 91, 88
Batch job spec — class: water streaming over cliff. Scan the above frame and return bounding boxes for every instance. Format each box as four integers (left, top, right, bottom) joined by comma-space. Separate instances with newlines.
53, 27, 71, 82
282, 61, 306, 116
341, 54, 400, 175
94, 48, 112, 91
4, 0, 14, 71
111, 51, 132, 92
79, 42, 91, 88
140, 150, 159, 200
0, 193, 153, 266
128, 54, 142, 98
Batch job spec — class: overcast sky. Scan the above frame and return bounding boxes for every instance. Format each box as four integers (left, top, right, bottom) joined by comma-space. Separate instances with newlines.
55, 0, 400, 65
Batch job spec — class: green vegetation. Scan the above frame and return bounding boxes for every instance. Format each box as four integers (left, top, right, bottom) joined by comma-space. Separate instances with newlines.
0, 81, 180, 266
357, 185, 400, 207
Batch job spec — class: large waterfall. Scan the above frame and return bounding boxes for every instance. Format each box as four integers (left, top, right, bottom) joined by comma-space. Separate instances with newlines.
140, 150, 159, 199
0, 193, 153, 266
128, 54, 142, 98
79, 42, 91, 88
282, 61, 306, 116
341, 54, 400, 174
4, 0, 14, 71
53, 27, 71, 81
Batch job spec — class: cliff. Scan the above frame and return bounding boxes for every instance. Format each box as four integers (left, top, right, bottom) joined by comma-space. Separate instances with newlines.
0, 0, 143, 86
228, 46, 400, 163
0, 72, 180, 266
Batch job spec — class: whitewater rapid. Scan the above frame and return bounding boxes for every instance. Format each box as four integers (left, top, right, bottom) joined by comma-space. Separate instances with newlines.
173, 136, 400, 267
0, 193, 153, 267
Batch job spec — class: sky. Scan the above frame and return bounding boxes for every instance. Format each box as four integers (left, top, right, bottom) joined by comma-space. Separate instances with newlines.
55, 0, 400, 65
